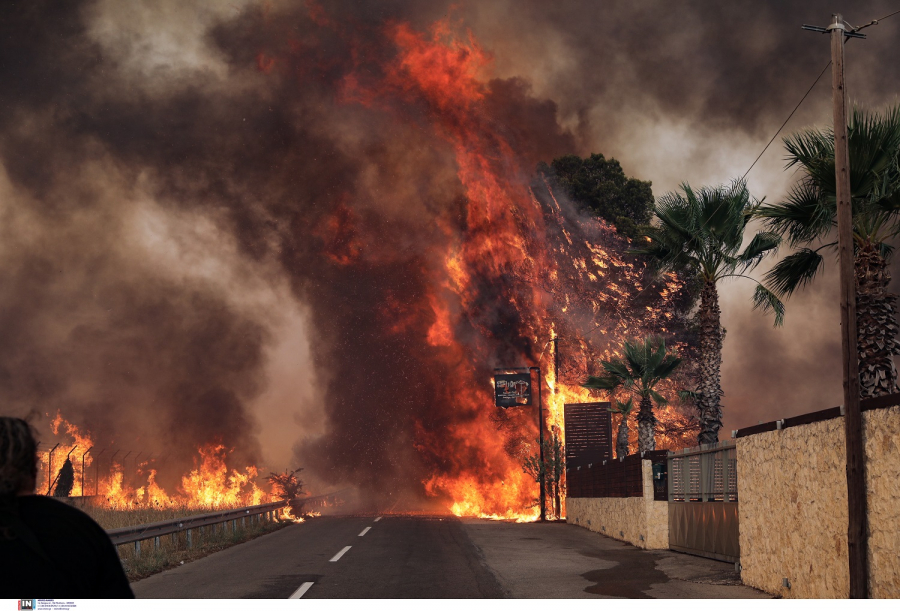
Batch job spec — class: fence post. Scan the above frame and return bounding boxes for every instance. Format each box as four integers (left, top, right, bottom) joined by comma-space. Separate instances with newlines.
134, 539, 141, 559
187, 529, 192, 548
722, 446, 730, 502
667, 453, 673, 502
154, 536, 160, 550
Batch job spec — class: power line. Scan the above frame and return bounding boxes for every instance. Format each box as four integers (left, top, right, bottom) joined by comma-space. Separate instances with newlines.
741, 61, 831, 180
849, 7, 900, 32
742, 7, 900, 180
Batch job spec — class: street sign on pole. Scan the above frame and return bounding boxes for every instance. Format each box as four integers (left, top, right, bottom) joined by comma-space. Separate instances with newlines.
493, 367, 546, 520
494, 372, 533, 407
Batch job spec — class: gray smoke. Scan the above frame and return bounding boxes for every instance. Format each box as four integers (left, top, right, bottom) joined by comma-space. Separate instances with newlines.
2, 0, 897, 501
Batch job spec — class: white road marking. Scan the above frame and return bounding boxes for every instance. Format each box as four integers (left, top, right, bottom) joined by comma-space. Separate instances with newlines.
289, 582, 314, 599
373, 517, 382, 522
358, 527, 371, 537
329, 545, 352, 562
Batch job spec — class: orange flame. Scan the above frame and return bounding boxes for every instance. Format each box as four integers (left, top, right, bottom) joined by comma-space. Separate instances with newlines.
334, 17, 696, 520
38, 414, 269, 510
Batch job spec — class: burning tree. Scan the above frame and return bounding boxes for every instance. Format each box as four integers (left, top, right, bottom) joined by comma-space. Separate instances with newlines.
522, 429, 565, 519
538, 153, 655, 241
267, 468, 305, 518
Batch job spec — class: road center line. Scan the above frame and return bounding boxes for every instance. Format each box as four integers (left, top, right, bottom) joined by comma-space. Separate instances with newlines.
358, 527, 371, 537
289, 582, 314, 599
373, 516, 382, 522
329, 545, 352, 562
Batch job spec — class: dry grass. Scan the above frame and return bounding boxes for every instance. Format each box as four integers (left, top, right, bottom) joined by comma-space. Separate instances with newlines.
69, 501, 298, 581
115, 513, 297, 582
85, 503, 238, 530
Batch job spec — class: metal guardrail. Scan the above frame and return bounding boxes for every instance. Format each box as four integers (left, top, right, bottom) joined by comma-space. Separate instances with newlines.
106, 500, 288, 547
667, 440, 737, 502
106, 489, 351, 557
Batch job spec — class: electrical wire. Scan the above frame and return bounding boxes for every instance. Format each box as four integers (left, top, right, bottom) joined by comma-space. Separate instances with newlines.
742, 7, 900, 180
849, 8, 900, 32
741, 61, 831, 180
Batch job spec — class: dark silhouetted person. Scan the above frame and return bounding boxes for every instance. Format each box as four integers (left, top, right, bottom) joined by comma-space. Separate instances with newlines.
0, 417, 134, 598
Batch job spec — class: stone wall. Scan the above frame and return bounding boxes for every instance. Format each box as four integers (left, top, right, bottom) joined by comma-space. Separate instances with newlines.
567, 460, 668, 549
737, 405, 900, 598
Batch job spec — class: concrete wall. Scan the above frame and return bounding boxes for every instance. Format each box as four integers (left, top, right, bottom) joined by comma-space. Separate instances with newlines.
567, 460, 668, 549
737, 405, 900, 598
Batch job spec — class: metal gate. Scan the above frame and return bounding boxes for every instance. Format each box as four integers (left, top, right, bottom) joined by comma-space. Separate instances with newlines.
667, 440, 739, 563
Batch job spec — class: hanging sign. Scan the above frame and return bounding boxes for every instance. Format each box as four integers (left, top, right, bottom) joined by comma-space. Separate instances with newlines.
494, 373, 532, 407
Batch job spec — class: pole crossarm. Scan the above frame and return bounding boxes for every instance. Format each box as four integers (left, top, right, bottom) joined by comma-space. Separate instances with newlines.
802, 23, 866, 38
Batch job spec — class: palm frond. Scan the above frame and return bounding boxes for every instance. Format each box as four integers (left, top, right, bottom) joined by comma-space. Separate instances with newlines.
581, 375, 620, 391
737, 231, 781, 271
649, 389, 669, 407
653, 355, 683, 381
757, 182, 834, 246
609, 397, 634, 416
764, 247, 827, 297
678, 389, 698, 404
601, 360, 632, 382
752, 283, 786, 327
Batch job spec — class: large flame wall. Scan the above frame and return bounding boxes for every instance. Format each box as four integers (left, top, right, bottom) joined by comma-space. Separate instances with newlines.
3, 2, 695, 518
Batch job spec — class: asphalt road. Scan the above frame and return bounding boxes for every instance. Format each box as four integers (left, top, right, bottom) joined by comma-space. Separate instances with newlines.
132, 515, 769, 599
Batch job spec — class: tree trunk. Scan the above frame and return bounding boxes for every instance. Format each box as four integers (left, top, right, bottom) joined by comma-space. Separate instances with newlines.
856, 244, 900, 398
615, 415, 630, 459
636, 396, 657, 453
697, 280, 724, 445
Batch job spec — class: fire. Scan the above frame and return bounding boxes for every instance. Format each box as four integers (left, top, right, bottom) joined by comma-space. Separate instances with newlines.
179, 445, 265, 508
336, 15, 697, 519
41, 8, 698, 523
37, 414, 270, 510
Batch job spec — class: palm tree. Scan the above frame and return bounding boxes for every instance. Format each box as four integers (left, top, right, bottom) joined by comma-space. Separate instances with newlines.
608, 398, 634, 459
582, 336, 681, 453
634, 179, 783, 445
757, 105, 900, 398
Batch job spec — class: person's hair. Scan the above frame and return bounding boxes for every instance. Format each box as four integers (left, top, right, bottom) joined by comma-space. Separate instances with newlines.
0, 417, 38, 496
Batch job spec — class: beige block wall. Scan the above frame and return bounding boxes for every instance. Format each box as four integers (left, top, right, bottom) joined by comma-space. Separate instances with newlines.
737, 405, 900, 598
567, 460, 668, 549
864, 406, 900, 598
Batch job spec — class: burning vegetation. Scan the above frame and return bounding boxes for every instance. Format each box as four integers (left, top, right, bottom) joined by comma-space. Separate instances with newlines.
7, 2, 704, 523
37, 414, 267, 510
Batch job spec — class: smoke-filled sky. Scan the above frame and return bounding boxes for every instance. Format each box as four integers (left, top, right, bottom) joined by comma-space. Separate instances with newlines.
2, 0, 899, 502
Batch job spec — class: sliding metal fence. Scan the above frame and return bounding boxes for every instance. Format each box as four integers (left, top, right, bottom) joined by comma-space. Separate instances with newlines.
668, 440, 738, 502
667, 440, 739, 563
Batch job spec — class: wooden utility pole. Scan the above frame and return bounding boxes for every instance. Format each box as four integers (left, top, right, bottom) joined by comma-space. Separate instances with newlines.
829, 13, 868, 598
552, 337, 561, 519
552, 337, 560, 396
530, 366, 546, 521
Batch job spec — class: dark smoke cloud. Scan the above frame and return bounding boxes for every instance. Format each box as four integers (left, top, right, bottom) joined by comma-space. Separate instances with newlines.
2, 0, 898, 504
464, 0, 900, 432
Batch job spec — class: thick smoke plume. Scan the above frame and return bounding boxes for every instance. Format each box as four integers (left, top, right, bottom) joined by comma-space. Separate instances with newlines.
2, 1, 898, 508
